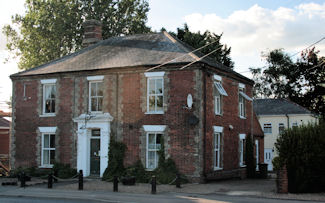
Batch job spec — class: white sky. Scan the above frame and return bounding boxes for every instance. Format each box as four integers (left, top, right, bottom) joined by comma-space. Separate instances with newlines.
1, 1, 325, 111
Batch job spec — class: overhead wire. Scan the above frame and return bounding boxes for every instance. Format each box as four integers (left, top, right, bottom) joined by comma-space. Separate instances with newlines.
238, 36, 325, 74
145, 40, 220, 72
179, 47, 222, 70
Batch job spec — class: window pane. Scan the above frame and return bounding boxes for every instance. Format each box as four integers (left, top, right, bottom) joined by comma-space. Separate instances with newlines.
92, 129, 100, 136
44, 134, 49, 148
91, 98, 97, 111
50, 85, 56, 99
149, 96, 155, 111
215, 151, 219, 167
43, 150, 49, 165
45, 100, 51, 113
148, 134, 155, 149
98, 97, 103, 111
156, 79, 163, 94
156, 96, 163, 111
215, 134, 219, 149
50, 134, 55, 148
51, 100, 55, 113
90, 83, 96, 96
148, 151, 155, 169
97, 82, 103, 96
156, 134, 162, 150
148, 79, 155, 94
50, 150, 55, 164
45, 85, 51, 99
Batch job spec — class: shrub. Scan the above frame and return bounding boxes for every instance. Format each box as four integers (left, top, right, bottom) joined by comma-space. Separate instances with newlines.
52, 163, 77, 179
102, 138, 127, 181
275, 122, 325, 193
125, 160, 150, 183
245, 134, 256, 178
272, 156, 284, 171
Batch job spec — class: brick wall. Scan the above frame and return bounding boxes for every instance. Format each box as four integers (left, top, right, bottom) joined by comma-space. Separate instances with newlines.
11, 65, 263, 182
0, 129, 9, 155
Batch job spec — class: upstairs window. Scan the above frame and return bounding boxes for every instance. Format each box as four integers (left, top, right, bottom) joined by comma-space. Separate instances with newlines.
87, 76, 104, 112
145, 72, 164, 114
238, 83, 252, 118
264, 123, 272, 134
41, 79, 57, 115
214, 75, 228, 115
279, 123, 285, 134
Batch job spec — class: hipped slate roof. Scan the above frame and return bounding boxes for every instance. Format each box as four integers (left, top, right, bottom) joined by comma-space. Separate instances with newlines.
11, 32, 252, 83
253, 98, 312, 116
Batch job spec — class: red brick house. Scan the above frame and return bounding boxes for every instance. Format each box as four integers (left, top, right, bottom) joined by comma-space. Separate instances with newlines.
0, 116, 10, 171
10, 20, 263, 182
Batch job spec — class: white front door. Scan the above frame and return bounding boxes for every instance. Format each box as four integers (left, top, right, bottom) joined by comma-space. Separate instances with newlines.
264, 148, 273, 171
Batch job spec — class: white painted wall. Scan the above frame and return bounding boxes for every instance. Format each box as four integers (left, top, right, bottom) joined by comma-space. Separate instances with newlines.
257, 113, 318, 170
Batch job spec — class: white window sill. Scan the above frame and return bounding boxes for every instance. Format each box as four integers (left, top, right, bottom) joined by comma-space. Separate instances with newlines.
145, 168, 155, 171
39, 165, 53, 169
239, 116, 246, 119
214, 167, 223, 171
89, 111, 103, 114
40, 114, 56, 117
240, 165, 246, 168
145, 111, 164, 115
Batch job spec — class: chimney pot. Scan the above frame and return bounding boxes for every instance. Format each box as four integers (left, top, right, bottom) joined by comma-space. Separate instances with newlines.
82, 19, 102, 47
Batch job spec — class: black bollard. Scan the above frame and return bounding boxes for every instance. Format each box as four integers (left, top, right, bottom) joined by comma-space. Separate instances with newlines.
151, 176, 156, 194
113, 176, 118, 192
48, 173, 53, 189
78, 170, 83, 190
176, 173, 181, 188
20, 172, 26, 188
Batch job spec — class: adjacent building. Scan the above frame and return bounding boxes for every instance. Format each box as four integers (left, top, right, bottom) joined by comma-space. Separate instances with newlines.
253, 98, 318, 171
10, 20, 264, 182
0, 116, 10, 171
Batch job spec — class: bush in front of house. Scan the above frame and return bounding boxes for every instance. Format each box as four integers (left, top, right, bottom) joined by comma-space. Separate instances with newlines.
102, 138, 127, 181
275, 121, 325, 193
52, 163, 77, 179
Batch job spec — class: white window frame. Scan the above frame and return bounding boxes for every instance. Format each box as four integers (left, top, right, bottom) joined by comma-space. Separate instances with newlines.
143, 125, 166, 170
145, 72, 165, 114
41, 79, 57, 116
239, 134, 246, 167
87, 76, 104, 113
279, 123, 285, 134
263, 123, 272, 134
213, 126, 223, 170
238, 83, 252, 119
215, 93, 222, 115
39, 127, 57, 168
292, 122, 298, 128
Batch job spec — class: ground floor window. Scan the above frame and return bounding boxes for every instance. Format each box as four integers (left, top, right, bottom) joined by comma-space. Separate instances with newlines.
214, 132, 222, 169
239, 134, 246, 167
146, 133, 162, 169
42, 133, 55, 167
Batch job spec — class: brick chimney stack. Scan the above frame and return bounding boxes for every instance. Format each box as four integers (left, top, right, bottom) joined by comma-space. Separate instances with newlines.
82, 19, 102, 47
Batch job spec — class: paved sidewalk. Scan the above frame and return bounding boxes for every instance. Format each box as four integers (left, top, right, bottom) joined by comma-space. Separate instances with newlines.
1, 177, 325, 202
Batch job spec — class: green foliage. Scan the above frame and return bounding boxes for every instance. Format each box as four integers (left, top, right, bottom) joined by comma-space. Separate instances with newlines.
125, 160, 150, 183
153, 137, 187, 184
245, 134, 256, 178
3, 0, 150, 70
250, 48, 325, 116
272, 156, 284, 171
102, 138, 127, 181
170, 24, 234, 69
9, 167, 50, 178
275, 122, 325, 193
52, 162, 77, 179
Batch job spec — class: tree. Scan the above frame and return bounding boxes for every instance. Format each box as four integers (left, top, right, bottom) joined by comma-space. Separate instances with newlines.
250, 48, 325, 116
3, 0, 150, 70
170, 24, 234, 69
